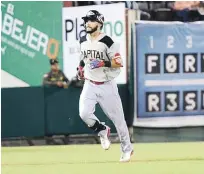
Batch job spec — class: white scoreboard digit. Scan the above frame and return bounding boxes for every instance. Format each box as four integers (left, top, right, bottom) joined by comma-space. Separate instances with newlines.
134, 22, 204, 126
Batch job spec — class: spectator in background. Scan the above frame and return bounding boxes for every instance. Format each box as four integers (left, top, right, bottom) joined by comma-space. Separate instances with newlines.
173, 1, 203, 21
43, 58, 69, 89
42, 58, 70, 145
173, 1, 199, 10
191, 1, 204, 20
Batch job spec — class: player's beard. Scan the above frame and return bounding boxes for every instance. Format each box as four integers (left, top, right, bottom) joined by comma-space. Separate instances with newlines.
86, 25, 98, 34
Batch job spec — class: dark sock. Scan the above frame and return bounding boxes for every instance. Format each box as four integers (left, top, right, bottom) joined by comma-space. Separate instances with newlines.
89, 121, 106, 133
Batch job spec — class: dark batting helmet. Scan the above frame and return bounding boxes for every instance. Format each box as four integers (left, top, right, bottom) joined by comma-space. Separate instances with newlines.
82, 10, 104, 26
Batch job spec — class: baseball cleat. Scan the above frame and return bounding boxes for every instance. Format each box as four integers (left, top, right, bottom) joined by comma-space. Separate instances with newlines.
98, 126, 111, 150
120, 150, 134, 162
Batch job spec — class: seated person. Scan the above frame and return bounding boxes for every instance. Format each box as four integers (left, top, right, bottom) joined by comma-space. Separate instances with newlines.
43, 58, 69, 88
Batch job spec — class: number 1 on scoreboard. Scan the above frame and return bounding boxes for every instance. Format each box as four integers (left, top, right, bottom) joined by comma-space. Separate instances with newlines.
149, 36, 154, 49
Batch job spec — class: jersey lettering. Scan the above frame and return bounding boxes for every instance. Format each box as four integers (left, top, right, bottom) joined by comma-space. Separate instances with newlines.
82, 50, 104, 59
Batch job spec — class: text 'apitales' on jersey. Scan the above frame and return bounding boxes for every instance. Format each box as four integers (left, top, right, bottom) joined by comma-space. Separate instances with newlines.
82, 50, 104, 59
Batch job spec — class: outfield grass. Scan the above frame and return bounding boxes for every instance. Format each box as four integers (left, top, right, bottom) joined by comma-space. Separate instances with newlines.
2, 142, 204, 174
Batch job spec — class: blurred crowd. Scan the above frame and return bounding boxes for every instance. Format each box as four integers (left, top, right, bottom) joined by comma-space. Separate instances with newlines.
70, 1, 204, 22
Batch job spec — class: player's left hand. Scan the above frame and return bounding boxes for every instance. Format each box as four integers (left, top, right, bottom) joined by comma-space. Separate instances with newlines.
90, 59, 104, 69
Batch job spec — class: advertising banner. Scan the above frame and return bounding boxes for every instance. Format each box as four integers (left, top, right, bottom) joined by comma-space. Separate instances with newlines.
1, 1, 62, 86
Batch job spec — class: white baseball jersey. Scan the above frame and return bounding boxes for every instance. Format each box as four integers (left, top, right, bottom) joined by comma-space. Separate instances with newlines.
79, 33, 122, 82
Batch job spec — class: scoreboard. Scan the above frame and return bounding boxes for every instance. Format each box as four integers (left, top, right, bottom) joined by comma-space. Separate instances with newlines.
134, 22, 204, 120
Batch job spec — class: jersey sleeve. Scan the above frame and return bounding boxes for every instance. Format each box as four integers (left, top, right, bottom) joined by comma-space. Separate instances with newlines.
79, 35, 87, 61
107, 42, 120, 59
79, 50, 84, 61
78, 42, 85, 67
79, 41, 84, 61
107, 42, 123, 67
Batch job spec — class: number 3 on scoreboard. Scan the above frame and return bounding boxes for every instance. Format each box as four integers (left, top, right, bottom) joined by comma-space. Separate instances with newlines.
186, 36, 192, 48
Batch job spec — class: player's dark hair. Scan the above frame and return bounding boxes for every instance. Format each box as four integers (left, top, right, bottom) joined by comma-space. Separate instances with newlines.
100, 25, 103, 30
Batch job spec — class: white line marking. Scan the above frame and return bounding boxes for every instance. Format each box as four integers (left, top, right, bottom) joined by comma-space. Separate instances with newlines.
145, 79, 204, 87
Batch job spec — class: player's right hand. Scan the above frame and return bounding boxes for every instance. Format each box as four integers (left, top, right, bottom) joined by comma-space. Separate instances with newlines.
77, 66, 84, 80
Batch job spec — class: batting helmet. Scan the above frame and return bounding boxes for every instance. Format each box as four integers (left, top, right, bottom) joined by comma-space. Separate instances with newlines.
82, 10, 104, 26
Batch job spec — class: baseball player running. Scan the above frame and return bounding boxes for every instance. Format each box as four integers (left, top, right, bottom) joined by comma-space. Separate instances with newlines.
77, 10, 133, 162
